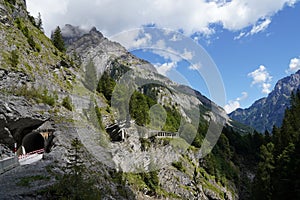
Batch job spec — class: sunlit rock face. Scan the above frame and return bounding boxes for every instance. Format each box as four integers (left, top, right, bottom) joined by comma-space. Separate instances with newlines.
230, 70, 300, 133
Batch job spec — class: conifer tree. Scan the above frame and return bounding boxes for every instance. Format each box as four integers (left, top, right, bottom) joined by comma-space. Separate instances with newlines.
97, 70, 116, 101
252, 143, 275, 200
51, 26, 65, 52
36, 12, 43, 31
48, 138, 101, 199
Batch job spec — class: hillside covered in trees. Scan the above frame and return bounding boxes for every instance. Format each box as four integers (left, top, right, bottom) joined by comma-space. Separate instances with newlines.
252, 90, 300, 200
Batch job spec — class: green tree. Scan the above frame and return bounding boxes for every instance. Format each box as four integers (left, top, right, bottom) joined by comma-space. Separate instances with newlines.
129, 91, 150, 126
272, 143, 295, 200
48, 138, 101, 199
36, 12, 43, 31
62, 96, 73, 111
51, 26, 65, 52
97, 71, 116, 101
9, 50, 18, 68
252, 143, 275, 200
253, 90, 300, 200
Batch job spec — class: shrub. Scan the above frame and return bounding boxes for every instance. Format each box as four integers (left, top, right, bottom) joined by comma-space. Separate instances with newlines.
62, 96, 73, 111
9, 50, 19, 68
172, 161, 186, 172
10, 86, 57, 106
95, 105, 104, 130
5, 0, 16, 5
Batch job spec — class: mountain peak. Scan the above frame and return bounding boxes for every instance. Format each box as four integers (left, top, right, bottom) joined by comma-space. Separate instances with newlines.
230, 70, 300, 133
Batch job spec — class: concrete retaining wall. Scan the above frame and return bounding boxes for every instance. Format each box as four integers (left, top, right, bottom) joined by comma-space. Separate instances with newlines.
0, 156, 19, 174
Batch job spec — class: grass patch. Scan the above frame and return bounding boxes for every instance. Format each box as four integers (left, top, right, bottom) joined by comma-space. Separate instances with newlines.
62, 96, 73, 111
172, 161, 186, 173
7, 85, 58, 106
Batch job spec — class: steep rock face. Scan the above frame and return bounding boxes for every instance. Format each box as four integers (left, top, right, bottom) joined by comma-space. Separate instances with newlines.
230, 70, 300, 133
0, 94, 49, 148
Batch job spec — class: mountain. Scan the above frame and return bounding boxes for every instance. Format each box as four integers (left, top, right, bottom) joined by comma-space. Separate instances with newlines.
230, 70, 300, 133
0, 1, 257, 199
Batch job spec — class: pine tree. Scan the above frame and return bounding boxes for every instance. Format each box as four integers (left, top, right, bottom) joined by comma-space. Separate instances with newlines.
252, 143, 275, 200
97, 70, 116, 101
48, 138, 101, 199
51, 26, 65, 52
253, 90, 300, 200
36, 12, 43, 31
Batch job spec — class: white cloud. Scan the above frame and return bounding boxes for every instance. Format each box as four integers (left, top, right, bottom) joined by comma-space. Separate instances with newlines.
189, 63, 202, 70
224, 101, 240, 114
235, 18, 271, 39
182, 48, 194, 60
224, 92, 248, 113
250, 18, 271, 35
286, 57, 300, 73
155, 62, 177, 76
262, 83, 272, 94
248, 65, 272, 94
237, 91, 249, 101
27, 0, 298, 37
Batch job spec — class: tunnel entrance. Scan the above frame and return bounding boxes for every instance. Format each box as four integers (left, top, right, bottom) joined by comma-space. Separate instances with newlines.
22, 132, 45, 154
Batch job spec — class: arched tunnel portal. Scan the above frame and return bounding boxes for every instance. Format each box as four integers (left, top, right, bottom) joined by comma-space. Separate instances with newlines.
22, 132, 45, 154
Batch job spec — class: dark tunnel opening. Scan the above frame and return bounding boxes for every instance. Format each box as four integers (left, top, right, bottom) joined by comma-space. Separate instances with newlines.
22, 132, 44, 153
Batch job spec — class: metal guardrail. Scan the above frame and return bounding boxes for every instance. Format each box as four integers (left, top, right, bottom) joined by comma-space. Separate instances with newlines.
18, 149, 44, 160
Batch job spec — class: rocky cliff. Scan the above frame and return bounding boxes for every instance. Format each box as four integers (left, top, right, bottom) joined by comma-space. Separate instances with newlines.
230, 70, 300, 133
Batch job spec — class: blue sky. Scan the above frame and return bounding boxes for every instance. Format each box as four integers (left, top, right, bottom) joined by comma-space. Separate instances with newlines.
204, 4, 300, 111
27, 0, 300, 113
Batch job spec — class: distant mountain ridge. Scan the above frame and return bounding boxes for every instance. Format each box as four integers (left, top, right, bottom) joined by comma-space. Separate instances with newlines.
229, 70, 300, 133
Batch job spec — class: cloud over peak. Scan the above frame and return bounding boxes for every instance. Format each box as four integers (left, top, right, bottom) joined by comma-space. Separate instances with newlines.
224, 92, 248, 113
286, 57, 300, 73
248, 65, 272, 94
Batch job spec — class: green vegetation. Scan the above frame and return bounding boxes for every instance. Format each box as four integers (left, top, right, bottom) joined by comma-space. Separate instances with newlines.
8, 85, 57, 106
95, 104, 104, 130
97, 70, 116, 101
15, 18, 40, 52
162, 105, 181, 132
35, 12, 43, 31
9, 50, 19, 68
46, 138, 101, 199
4, 0, 16, 5
51, 26, 65, 52
140, 138, 151, 151
129, 91, 155, 126
172, 161, 186, 172
62, 96, 73, 111
252, 90, 300, 200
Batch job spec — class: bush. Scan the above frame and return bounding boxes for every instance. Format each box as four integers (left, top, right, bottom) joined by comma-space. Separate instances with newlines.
41, 89, 56, 106
62, 96, 73, 111
5, 0, 16, 5
172, 161, 186, 172
140, 138, 151, 151
27, 35, 36, 50
9, 50, 19, 68
10, 86, 57, 106
95, 105, 104, 130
